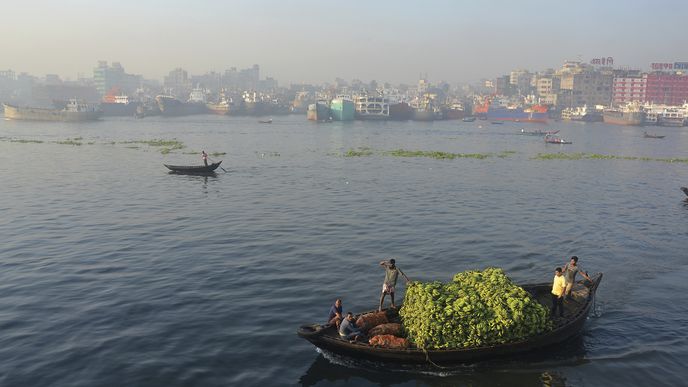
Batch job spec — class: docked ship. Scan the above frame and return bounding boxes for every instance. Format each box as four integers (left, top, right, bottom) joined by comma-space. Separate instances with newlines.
307, 100, 331, 121
411, 94, 443, 121
100, 92, 140, 117
156, 89, 208, 117
329, 96, 354, 121
241, 91, 272, 116
659, 107, 685, 127
206, 90, 232, 115
354, 96, 389, 120
602, 103, 644, 126
388, 101, 413, 120
487, 102, 549, 123
560, 105, 602, 122
442, 101, 467, 120
3, 99, 102, 121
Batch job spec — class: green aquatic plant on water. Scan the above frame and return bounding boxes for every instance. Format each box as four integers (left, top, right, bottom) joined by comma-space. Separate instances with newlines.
9, 139, 44, 143
344, 148, 374, 157
55, 139, 82, 146
120, 139, 185, 154
533, 152, 688, 163
210, 152, 226, 157
386, 149, 491, 159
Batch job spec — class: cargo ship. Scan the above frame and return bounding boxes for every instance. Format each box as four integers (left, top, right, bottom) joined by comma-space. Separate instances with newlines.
156, 94, 207, 116
659, 107, 685, 127
442, 102, 467, 120
560, 105, 602, 122
487, 103, 549, 123
3, 99, 102, 121
206, 91, 232, 115
354, 96, 389, 120
101, 95, 139, 116
307, 101, 331, 121
602, 103, 644, 126
329, 96, 354, 121
388, 101, 413, 120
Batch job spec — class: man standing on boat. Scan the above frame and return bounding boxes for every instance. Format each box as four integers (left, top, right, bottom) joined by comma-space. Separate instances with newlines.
378, 258, 410, 312
551, 267, 566, 317
562, 256, 591, 299
201, 150, 208, 166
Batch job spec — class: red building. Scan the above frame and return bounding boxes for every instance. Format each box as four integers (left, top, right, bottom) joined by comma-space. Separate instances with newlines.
645, 73, 688, 105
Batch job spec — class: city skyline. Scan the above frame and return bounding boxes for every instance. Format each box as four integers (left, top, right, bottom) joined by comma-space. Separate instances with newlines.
2, 0, 687, 84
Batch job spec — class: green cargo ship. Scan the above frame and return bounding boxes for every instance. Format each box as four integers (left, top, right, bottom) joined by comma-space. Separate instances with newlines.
329, 97, 354, 121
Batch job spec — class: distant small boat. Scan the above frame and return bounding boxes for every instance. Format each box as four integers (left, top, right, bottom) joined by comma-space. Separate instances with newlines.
544, 134, 572, 144
681, 187, 688, 197
164, 161, 222, 174
491, 121, 504, 125
462, 116, 476, 122
643, 131, 665, 139
259, 119, 273, 124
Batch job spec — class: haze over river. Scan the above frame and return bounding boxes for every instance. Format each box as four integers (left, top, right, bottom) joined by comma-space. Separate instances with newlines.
1, 115, 687, 386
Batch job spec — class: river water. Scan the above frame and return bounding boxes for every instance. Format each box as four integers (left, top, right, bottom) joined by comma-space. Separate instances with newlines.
1, 115, 687, 387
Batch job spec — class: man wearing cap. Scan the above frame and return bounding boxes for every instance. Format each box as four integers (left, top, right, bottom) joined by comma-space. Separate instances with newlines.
378, 258, 410, 312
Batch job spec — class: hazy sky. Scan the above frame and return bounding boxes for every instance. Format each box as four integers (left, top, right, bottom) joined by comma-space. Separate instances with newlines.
2, 0, 686, 84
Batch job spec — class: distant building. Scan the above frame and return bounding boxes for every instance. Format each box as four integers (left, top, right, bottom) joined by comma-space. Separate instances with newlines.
494, 75, 515, 96
93, 61, 141, 97
645, 73, 688, 105
163, 68, 192, 97
509, 69, 533, 95
534, 75, 560, 105
612, 70, 646, 105
557, 61, 612, 107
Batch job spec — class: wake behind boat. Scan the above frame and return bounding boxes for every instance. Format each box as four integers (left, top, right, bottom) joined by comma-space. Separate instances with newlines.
298, 274, 602, 365
681, 187, 688, 197
164, 161, 222, 174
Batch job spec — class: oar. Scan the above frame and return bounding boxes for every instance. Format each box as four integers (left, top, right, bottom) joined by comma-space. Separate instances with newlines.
208, 157, 228, 173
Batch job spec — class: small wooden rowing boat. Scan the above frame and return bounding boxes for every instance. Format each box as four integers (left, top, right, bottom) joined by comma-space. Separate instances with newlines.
258, 119, 273, 124
298, 274, 602, 365
544, 134, 572, 144
643, 132, 665, 139
164, 161, 222, 174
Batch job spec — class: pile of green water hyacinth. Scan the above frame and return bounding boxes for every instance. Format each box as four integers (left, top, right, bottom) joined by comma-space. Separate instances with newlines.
400, 268, 552, 349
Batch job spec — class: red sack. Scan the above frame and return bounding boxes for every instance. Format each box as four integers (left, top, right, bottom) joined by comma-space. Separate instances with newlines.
369, 334, 409, 349
368, 323, 402, 337
355, 312, 388, 332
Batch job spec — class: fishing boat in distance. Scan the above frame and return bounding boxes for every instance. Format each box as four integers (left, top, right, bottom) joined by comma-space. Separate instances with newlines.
258, 118, 273, 124
519, 129, 559, 136
643, 131, 665, 139
164, 161, 222, 174
462, 116, 476, 122
298, 274, 602, 365
544, 134, 572, 144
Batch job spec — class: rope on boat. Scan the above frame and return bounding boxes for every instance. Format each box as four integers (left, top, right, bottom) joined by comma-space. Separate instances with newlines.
422, 348, 451, 369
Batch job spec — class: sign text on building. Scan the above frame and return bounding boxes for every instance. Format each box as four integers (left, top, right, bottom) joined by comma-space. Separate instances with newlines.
590, 57, 614, 66
651, 62, 688, 70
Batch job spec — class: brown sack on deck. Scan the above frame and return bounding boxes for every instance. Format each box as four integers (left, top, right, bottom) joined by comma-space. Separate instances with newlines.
368, 334, 409, 349
368, 323, 402, 337
355, 311, 388, 332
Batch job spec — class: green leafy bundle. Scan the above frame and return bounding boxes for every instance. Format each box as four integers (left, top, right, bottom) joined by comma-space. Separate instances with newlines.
400, 268, 552, 349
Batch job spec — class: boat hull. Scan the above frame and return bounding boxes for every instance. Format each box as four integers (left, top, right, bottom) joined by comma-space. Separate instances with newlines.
298, 274, 602, 365
3, 103, 102, 122
330, 99, 354, 121
164, 161, 222, 174
487, 106, 549, 123
602, 111, 644, 126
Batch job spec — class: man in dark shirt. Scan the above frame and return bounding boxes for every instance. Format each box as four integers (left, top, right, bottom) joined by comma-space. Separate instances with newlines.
378, 258, 410, 311
327, 299, 343, 328
339, 312, 363, 341
563, 256, 592, 299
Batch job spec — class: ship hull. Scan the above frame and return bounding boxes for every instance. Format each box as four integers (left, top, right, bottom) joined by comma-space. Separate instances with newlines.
100, 102, 140, 117
388, 102, 413, 120
443, 108, 467, 120
330, 99, 354, 121
412, 109, 436, 121
602, 111, 644, 126
307, 102, 331, 121
487, 105, 549, 123
3, 104, 102, 122
157, 96, 208, 116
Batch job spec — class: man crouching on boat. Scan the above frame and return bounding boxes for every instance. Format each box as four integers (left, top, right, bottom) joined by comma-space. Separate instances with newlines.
339, 312, 364, 342
378, 258, 410, 312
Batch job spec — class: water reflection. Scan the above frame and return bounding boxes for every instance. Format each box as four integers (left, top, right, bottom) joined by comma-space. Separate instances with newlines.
299, 336, 586, 386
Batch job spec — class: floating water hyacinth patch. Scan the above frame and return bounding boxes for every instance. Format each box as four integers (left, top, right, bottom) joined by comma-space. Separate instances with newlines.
533, 152, 688, 163
120, 139, 185, 153
55, 139, 82, 146
9, 139, 43, 143
344, 147, 373, 157
386, 149, 492, 159
210, 152, 226, 156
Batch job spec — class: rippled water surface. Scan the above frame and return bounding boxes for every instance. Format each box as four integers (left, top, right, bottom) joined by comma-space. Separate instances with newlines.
1, 115, 687, 386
